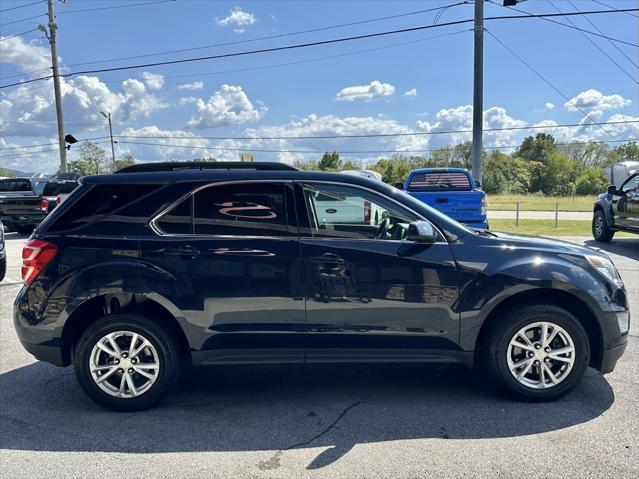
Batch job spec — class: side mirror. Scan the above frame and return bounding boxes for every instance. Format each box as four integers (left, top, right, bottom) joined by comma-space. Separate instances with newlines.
407, 221, 438, 243
394, 182, 404, 190
475, 180, 481, 188
607, 185, 617, 195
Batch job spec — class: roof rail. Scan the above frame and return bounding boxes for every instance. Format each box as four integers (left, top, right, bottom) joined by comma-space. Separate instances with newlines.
114, 161, 298, 173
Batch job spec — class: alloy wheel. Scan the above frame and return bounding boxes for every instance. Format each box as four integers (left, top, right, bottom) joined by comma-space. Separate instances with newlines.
89, 331, 160, 398
506, 321, 576, 389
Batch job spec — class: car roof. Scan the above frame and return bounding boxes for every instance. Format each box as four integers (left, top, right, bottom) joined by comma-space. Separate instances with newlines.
408, 167, 470, 175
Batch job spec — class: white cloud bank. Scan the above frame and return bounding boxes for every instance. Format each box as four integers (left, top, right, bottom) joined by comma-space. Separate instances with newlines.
186, 84, 266, 128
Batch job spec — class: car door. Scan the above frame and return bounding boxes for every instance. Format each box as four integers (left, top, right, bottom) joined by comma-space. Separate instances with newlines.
140, 180, 306, 365
295, 181, 460, 363
614, 175, 639, 229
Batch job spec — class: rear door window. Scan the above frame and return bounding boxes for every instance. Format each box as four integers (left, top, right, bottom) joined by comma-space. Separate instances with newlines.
193, 183, 288, 236
0, 179, 32, 192
408, 172, 471, 191
156, 197, 193, 234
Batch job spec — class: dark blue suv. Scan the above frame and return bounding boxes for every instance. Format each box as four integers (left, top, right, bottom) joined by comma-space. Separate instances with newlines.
14, 162, 629, 410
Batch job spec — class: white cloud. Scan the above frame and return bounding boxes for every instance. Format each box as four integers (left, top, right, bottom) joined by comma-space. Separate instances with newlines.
178, 96, 198, 106
141, 72, 164, 90
545, 102, 555, 110
564, 89, 631, 112
417, 105, 527, 148
0, 36, 51, 73
336, 81, 395, 102
186, 84, 266, 129
177, 81, 204, 91
215, 7, 257, 33
403, 88, 417, 97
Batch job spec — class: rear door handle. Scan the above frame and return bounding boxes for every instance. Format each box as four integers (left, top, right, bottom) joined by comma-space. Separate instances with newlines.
159, 246, 200, 259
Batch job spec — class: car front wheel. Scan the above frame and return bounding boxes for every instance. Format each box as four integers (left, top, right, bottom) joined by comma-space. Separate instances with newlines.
592, 210, 614, 242
0, 255, 6, 281
73, 314, 180, 410
483, 304, 590, 401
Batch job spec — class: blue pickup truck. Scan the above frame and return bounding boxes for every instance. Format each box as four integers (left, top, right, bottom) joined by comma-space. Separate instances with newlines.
402, 167, 488, 229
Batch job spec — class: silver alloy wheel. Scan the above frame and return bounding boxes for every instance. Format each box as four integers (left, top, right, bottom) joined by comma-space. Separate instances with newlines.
594, 215, 604, 236
89, 331, 160, 399
506, 321, 575, 389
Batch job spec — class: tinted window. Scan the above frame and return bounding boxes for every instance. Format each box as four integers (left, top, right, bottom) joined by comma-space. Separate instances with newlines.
43, 181, 78, 196
49, 184, 159, 232
408, 172, 471, 191
301, 183, 418, 240
193, 183, 287, 236
0, 179, 32, 192
622, 176, 638, 193
156, 197, 192, 234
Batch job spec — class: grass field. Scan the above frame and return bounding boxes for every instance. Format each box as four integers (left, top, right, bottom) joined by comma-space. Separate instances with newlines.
489, 195, 595, 212
489, 218, 634, 237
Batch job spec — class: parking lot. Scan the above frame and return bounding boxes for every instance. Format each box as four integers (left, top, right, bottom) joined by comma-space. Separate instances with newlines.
1, 232, 637, 479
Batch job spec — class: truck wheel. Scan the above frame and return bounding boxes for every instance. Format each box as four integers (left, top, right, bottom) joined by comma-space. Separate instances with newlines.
592, 210, 614, 242
482, 304, 590, 401
73, 314, 181, 411
0, 255, 6, 282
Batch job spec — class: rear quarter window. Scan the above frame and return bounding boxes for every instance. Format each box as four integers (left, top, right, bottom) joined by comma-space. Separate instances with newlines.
47, 184, 160, 232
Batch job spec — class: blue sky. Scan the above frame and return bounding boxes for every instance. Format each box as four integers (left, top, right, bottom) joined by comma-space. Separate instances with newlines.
0, 0, 637, 173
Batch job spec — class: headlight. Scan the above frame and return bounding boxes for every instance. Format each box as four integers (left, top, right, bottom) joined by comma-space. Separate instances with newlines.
586, 255, 623, 286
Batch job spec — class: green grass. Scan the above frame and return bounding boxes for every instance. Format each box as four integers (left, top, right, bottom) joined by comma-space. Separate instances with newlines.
490, 219, 634, 237
489, 195, 595, 212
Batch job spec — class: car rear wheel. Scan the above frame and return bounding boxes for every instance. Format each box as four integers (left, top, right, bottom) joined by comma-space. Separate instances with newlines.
483, 304, 590, 401
592, 210, 614, 242
73, 314, 180, 410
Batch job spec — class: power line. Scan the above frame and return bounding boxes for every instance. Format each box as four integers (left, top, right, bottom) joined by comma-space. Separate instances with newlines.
57, 0, 177, 15
591, 0, 639, 18
2, 7, 637, 91
0, 28, 38, 42
0, 1, 41, 14
0, 136, 109, 151
62, 1, 469, 69
545, 0, 637, 84
114, 120, 639, 142
486, 29, 617, 140
487, 1, 638, 46
5, 29, 472, 93
113, 138, 638, 156
0, 13, 44, 27
0, 147, 60, 159
566, 0, 638, 69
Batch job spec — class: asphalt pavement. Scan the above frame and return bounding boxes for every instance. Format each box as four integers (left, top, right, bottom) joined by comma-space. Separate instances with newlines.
1, 232, 637, 479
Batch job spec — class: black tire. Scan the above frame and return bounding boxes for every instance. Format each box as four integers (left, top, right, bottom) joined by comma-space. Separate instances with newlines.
73, 314, 181, 411
0, 255, 6, 282
15, 224, 33, 235
482, 304, 590, 401
592, 209, 614, 242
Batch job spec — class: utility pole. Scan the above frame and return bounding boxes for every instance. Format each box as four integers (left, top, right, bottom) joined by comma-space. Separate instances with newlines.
472, 0, 484, 185
101, 111, 116, 170
41, 0, 67, 173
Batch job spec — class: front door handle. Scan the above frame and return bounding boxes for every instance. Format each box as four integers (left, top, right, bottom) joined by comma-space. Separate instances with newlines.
159, 246, 200, 259
310, 252, 344, 264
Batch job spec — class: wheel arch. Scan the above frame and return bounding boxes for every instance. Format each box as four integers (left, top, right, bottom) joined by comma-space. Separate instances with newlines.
474, 288, 603, 370
60, 293, 190, 366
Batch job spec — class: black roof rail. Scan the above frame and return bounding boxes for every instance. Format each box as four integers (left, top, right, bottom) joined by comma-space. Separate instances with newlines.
114, 161, 298, 173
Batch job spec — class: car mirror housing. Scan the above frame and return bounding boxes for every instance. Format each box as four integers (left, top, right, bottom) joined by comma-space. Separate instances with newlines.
607, 185, 617, 195
407, 221, 437, 243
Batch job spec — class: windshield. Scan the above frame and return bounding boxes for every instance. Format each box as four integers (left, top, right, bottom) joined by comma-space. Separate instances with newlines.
0, 179, 32, 192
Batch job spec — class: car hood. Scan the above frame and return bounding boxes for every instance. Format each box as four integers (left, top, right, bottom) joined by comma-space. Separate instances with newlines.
487, 231, 607, 258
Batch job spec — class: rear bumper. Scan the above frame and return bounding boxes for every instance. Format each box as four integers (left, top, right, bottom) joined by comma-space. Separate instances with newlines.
0, 212, 45, 225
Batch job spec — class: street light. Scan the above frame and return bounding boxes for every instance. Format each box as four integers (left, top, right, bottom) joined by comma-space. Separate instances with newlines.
100, 111, 116, 170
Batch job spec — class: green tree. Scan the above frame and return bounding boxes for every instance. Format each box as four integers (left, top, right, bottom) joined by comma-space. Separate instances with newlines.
0, 167, 16, 177
526, 160, 546, 193
559, 141, 609, 170
541, 152, 577, 196
69, 141, 108, 175
318, 151, 342, 171
575, 167, 610, 195
607, 141, 639, 164
292, 159, 319, 171
515, 133, 556, 165
114, 153, 135, 171
482, 151, 531, 194
430, 141, 473, 168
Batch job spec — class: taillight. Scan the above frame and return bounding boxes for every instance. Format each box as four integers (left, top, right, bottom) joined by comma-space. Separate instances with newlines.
21, 240, 57, 285
56, 195, 62, 204
364, 201, 371, 222
481, 196, 487, 216
40, 198, 49, 212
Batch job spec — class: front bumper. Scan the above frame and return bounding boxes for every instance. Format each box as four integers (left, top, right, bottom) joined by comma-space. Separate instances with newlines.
600, 339, 627, 374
